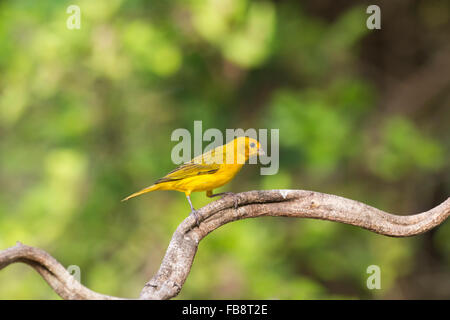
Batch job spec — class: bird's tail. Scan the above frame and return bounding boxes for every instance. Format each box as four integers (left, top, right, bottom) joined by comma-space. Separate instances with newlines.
121, 184, 160, 202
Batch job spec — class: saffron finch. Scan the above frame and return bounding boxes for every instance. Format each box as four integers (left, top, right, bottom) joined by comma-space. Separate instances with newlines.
122, 136, 265, 224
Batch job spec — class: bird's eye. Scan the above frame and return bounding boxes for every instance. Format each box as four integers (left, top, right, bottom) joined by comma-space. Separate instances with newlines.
250, 142, 256, 148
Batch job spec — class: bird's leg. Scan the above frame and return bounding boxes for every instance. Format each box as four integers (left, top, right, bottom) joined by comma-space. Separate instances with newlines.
186, 195, 200, 227
206, 190, 239, 209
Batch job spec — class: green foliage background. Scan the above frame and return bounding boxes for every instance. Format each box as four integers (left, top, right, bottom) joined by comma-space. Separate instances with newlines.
0, 0, 449, 299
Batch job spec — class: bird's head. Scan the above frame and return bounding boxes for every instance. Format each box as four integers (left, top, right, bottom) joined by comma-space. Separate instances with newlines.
230, 137, 265, 164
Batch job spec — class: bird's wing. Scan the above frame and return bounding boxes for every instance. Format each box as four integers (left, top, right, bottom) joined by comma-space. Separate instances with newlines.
154, 161, 221, 184
154, 145, 226, 184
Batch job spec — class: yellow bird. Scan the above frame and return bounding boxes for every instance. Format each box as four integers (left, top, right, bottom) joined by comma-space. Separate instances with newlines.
122, 136, 265, 224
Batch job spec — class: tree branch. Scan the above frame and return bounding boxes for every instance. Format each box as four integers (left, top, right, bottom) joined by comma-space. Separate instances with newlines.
0, 190, 448, 300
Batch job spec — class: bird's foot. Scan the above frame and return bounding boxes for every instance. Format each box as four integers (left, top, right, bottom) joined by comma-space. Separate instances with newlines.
189, 209, 200, 227
207, 191, 240, 209
221, 192, 240, 210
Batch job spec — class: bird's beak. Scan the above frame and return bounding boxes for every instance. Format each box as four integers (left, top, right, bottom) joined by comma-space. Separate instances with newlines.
258, 148, 265, 156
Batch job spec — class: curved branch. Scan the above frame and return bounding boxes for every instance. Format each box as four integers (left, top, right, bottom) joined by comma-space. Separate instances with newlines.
0, 190, 448, 300
0, 242, 121, 299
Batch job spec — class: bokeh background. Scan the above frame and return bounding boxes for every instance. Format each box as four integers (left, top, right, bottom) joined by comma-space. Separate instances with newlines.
0, 0, 449, 299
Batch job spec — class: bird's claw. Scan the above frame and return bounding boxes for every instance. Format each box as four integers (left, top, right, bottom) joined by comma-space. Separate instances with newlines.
190, 210, 200, 227
222, 192, 239, 210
